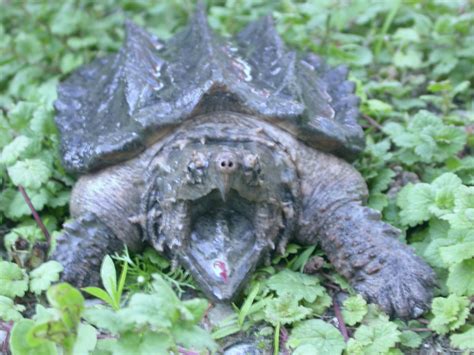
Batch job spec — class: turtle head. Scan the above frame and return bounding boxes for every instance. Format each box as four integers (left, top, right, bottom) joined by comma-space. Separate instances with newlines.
143, 128, 298, 301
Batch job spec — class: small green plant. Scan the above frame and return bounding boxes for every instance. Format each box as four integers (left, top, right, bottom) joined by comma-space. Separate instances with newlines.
84, 273, 217, 354
384, 110, 467, 166
1, 0, 473, 353
114, 247, 196, 296
82, 255, 127, 310
9, 283, 96, 355
0, 260, 63, 321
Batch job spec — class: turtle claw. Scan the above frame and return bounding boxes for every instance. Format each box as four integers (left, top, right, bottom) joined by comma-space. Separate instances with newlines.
352, 245, 436, 319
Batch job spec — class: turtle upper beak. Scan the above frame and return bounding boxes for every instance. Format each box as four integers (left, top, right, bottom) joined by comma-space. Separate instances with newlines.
215, 152, 238, 201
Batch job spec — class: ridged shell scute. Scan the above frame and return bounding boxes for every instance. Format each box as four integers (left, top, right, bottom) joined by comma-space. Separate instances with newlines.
55, 4, 364, 174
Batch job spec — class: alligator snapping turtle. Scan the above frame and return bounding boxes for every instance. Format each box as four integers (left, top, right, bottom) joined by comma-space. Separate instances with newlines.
53, 6, 436, 318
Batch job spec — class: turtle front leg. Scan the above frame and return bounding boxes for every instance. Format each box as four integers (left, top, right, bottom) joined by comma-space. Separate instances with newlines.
296, 150, 436, 318
316, 202, 436, 318
52, 213, 124, 288
52, 159, 145, 288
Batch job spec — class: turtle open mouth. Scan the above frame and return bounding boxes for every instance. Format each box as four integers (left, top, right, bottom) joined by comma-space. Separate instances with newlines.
142, 135, 299, 301
178, 189, 266, 301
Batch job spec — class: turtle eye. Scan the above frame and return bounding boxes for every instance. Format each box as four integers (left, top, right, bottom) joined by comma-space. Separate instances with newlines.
186, 152, 208, 184
243, 154, 261, 186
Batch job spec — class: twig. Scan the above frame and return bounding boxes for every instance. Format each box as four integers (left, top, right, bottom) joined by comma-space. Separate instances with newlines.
280, 325, 289, 355
18, 185, 51, 247
0, 321, 13, 355
362, 114, 384, 132
322, 282, 341, 291
177, 347, 199, 355
410, 327, 431, 332
333, 297, 349, 342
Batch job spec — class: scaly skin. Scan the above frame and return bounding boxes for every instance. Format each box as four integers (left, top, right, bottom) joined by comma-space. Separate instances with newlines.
52, 213, 123, 287
53, 112, 436, 318
295, 144, 436, 318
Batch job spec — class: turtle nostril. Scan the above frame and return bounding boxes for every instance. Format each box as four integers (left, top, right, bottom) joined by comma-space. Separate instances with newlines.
216, 153, 238, 173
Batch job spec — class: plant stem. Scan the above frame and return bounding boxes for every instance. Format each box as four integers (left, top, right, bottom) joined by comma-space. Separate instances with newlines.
363, 114, 385, 131
374, 0, 401, 58
18, 185, 51, 248
273, 322, 280, 355
333, 297, 349, 342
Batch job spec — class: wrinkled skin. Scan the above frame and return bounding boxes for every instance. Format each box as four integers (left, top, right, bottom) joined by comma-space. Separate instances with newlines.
52, 6, 436, 319
54, 112, 436, 318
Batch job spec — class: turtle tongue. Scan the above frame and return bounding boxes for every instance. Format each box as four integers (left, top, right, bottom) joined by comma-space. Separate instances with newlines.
178, 209, 264, 301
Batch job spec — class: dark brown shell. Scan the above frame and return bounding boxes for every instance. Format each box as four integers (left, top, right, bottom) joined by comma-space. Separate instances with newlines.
55, 4, 364, 174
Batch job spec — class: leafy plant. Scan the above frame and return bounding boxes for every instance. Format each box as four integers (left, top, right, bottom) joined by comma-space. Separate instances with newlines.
84, 273, 217, 354
429, 295, 470, 335
341, 295, 368, 326
82, 255, 127, 310
346, 318, 401, 355
1, 0, 473, 353
9, 283, 94, 355
384, 110, 467, 165
0, 260, 63, 322
287, 319, 346, 355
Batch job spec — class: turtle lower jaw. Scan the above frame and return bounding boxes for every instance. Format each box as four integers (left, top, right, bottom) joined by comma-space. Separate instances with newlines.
174, 189, 276, 301
178, 237, 264, 301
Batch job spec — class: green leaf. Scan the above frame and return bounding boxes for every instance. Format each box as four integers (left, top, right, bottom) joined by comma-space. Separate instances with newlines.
72, 323, 97, 354
429, 173, 463, 217
30, 283, 85, 353
347, 319, 401, 355
8, 159, 51, 189
305, 292, 332, 316
110, 331, 173, 355
341, 295, 368, 326
3, 188, 50, 220
439, 237, 474, 266
293, 343, 320, 355
288, 319, 346, 355
393, 48, 422, 68
60, 53, 84, 74
386, 111, 467, 164
366, 99, 393, 116
238, 282, 260, 326
443, 186, 474, 230
266, 269, 325, 302
172, 324, 218, 352
14, 32, 44, 64
30, 106, 56, 135
393, 28, 420, 42
0, 261, 29, 298
117, 293, 174, 329
369, 168, 395, 194
399, 330, 422, 348
83, 307, 127, 334
446, 259, 474, 296
397, 183, 433, 226
181, 298, 209, 324
450, 326, 474, 351
263, 294, 312, 326
0, 295, 25, 322
82, 287, 114, 307
151, 273, 180, 304
47, 283, 84, 329
0, 135, 34, 165
7, 102, 37, 130
429, 295, 470, 335
29, 261, 63, 295
10, 319, 58, 355
100, 255, 118, 303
